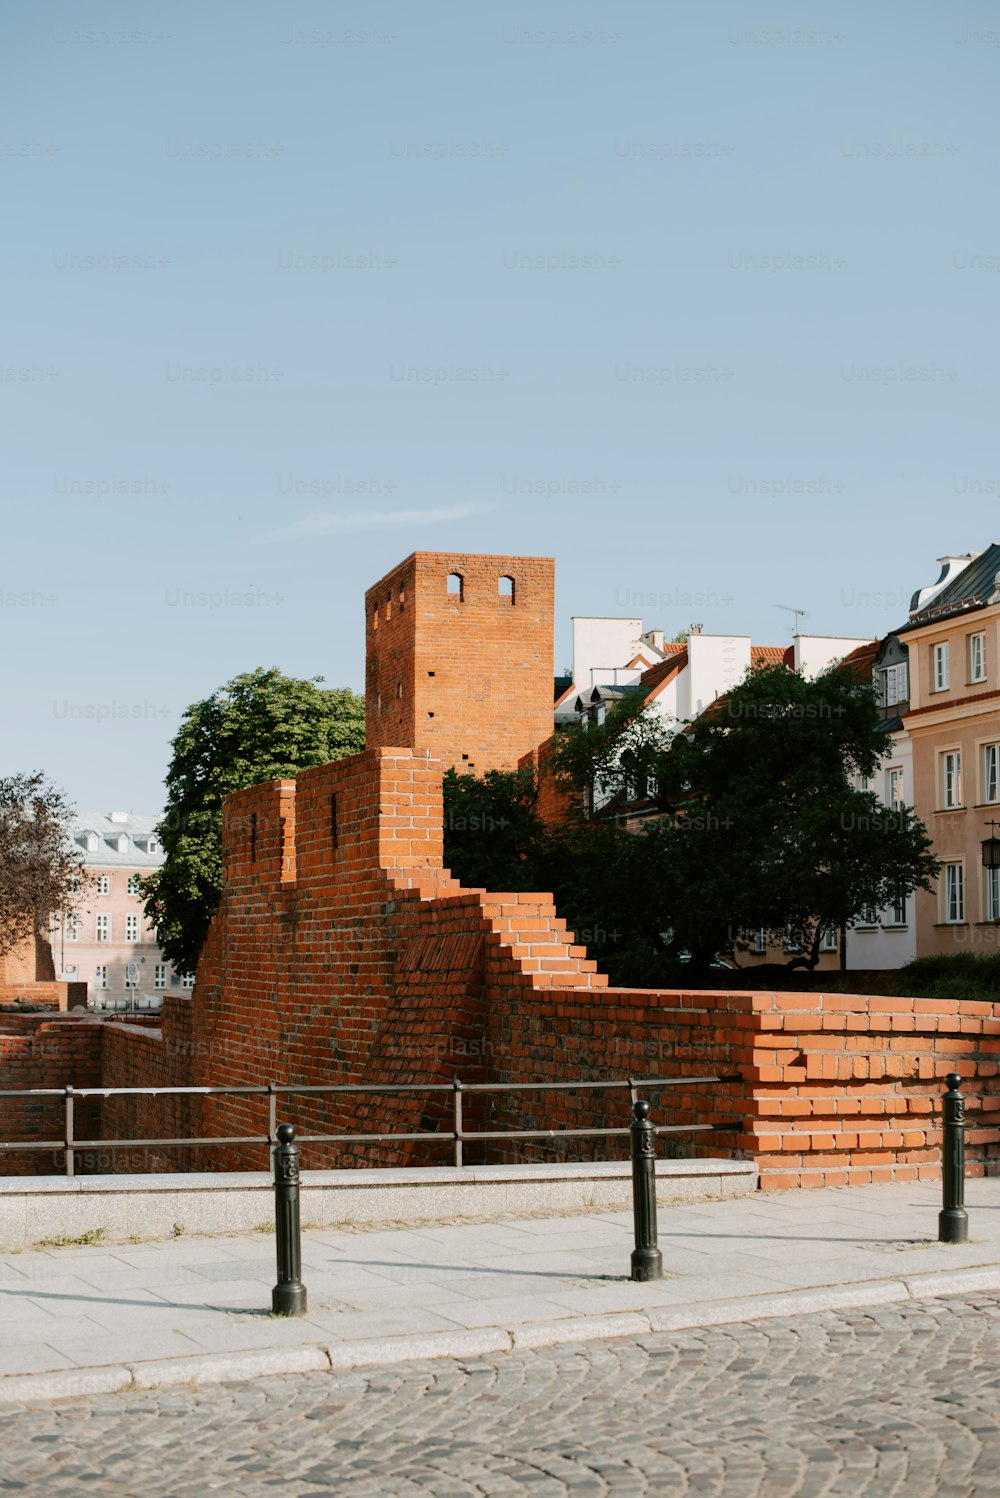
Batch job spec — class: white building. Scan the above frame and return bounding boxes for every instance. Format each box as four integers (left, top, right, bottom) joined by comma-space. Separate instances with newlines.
52, 811, 182, 1011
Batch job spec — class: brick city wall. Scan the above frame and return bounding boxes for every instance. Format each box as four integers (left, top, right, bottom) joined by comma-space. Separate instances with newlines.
481, 988, 1000, 1187
365, 552, 556, 774
98, 746, 609, 1170
89, 744, 1000, 1186
0, 1012, 103, 1175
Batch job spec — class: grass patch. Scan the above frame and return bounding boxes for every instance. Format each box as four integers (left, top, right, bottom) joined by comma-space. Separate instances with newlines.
37, 1226, 106, 1248
253, 1219, 275, 1234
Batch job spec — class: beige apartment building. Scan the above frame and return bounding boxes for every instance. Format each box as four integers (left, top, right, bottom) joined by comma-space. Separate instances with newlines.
53, 811, 187, 1009
897, 548, 1000, 956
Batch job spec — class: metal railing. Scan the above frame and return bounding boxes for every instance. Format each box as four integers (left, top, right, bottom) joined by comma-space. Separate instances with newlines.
0, 1073, 742, 1179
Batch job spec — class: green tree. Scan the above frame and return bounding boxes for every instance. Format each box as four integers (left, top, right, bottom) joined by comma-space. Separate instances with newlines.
142, 668, 365, 974
0, 773, 86, 960
442, 766, 548, 892
550, 661, 940, 979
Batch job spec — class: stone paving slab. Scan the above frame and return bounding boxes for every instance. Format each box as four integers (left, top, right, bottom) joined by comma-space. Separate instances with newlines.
0, 1178, 998, 1401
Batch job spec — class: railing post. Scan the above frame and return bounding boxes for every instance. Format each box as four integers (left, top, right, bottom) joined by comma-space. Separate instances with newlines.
453, 1077, 464, 1168
630, 1098, 663, 1281
267, 1084, 277, 1178
938, 1072, 969, 1244
272, 1123, 307, 1315
64, 1086, 75, 1181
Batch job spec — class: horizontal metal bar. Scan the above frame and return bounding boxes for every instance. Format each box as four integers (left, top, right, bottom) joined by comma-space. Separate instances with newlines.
66, 1137, 268, 1151
295, 1131, 453, 1146
0, 1073, 741, 1102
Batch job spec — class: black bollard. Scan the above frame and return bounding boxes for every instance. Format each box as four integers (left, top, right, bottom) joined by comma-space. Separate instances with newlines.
630, 1099, 664, 1282
272, 1123, 308, 1315
938, 1073, 969, 1245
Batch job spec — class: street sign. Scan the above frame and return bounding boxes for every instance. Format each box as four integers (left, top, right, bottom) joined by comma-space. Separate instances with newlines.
126, 962, 139, 981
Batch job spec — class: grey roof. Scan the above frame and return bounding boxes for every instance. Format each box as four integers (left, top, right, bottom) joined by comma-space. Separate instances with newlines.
72, 811, 165, 868
902, 543, 1000, 629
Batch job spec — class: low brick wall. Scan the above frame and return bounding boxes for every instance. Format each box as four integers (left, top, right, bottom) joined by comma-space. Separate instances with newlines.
0, 1013, 103, 1175
482, 988, 1000, 1188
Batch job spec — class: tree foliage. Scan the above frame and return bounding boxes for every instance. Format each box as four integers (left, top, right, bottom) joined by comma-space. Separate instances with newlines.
142, 668, 365, 974
445, 662, 940, 986
0, 773, 86, 960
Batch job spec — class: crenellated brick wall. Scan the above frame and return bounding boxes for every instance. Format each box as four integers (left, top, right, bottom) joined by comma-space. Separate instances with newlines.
6, 547, 1000, 1189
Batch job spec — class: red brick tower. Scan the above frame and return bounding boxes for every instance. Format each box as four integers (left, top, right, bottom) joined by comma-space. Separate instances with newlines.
364, 551, 555, 773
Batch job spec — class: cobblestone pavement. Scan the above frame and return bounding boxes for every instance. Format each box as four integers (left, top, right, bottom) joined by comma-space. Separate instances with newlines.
2, 1294, 999, 1497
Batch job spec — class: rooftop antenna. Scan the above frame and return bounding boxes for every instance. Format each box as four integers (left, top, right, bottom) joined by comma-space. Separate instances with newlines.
776, 604, 808, 636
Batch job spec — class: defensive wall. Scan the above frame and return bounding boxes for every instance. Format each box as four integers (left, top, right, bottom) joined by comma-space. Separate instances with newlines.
4, 549, 999, 1186
5, 747, 999, 1187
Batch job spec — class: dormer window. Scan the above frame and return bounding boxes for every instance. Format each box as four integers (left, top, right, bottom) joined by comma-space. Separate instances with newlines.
85, 832, 99, 852
115, 834, 129, 853
147, 837, 159, 855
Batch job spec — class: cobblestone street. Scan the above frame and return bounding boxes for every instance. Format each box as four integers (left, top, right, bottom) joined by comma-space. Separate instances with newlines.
2, 1294, 999, 1497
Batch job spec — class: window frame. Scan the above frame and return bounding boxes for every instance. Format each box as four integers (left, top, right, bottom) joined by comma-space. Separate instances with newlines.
933, 641, 950, 692
941, 749, 963, 809
95, 913, 111, 943
969, 631, 986, 684
983, 742, 999, 805
943, 862, 965, 923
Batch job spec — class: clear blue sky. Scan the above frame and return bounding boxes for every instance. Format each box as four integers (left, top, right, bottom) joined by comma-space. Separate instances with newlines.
3, 0, 998, 812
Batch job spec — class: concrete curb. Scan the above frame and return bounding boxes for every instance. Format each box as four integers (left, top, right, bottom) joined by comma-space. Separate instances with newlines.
2, 1264, 999, 1404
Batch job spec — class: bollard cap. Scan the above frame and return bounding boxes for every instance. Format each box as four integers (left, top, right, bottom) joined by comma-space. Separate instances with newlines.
944, 1073, 962, 1093
276, 1123, 296, 1144
632, 1099, 651, 1122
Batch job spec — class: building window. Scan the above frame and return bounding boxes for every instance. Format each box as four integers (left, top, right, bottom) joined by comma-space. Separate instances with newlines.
181, 972, 195, 989
447, 572, 464, 600
372, 607, 379, 631
65, 914, 81, 942
983, 743, 999, 804
878, 663, 908, 708
125, 914, 139, 942
499, 575, 515, 604
890, 887, 907, 926
819, 926, 837, 952
943, 863, 965, 923
858, 902, 879, 927
154, 964, 167, 989
752, 929, 767, 954
985, 867, 1000, 922
95, 913, 111, 943
147, 838, 159, 855
94, 965, 108, 989
933, 642, 950, 692
96, 875, 110, 896
942, 750, 963, 809
887, 767, 905, 810
969, 632, 986, 684
127, 874, 140, 895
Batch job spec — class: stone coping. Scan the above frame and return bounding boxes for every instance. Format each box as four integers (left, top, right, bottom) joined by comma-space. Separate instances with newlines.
0, 1158, 756, 1195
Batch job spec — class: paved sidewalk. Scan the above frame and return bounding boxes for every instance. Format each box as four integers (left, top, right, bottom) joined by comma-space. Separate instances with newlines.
2, 1178, 999, 1402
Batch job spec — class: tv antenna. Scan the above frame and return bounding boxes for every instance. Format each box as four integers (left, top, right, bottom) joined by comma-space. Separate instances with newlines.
776, 604, 808, 635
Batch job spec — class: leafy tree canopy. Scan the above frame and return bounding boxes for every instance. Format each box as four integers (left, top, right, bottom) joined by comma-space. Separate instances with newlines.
142, 668, 365, 974
0, 773, 85, 960
452, 662, 940, 985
